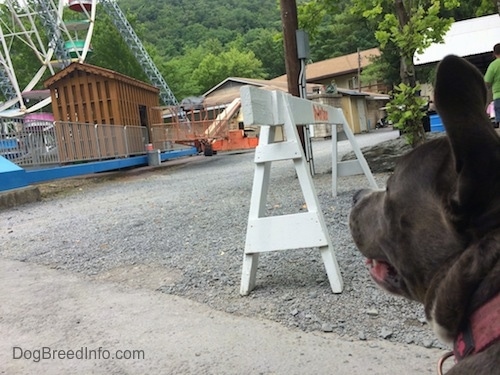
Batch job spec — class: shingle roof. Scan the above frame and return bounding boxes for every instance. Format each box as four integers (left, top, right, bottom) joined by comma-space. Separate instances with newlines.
201, 76, 387, 108
203, 77, 318, 107
203, 77, 290, 97
270, 47, 380, 83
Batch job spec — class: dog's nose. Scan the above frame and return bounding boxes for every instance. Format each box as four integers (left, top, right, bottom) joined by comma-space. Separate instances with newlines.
352, 189, 370, 205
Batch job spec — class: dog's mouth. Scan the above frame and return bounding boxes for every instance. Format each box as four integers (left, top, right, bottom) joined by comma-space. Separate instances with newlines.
365, 258, 404, 295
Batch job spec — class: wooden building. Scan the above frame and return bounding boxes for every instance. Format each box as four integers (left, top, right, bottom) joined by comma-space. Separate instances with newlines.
44, 62, 161, 127
203, 77, 389, 135
270, 48, 389, 94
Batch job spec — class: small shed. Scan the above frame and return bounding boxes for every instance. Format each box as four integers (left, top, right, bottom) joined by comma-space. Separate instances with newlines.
44, 62, 161, 127
308, 89, 389, 136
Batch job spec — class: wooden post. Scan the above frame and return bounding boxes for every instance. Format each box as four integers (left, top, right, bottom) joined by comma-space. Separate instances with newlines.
279, 0, 305, 151
280, 0, 299, 97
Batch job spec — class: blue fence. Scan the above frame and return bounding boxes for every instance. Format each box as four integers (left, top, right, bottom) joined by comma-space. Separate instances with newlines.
0, 147, 197, 192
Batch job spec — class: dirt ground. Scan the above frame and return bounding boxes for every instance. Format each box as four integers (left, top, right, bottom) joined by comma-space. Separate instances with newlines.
35, 163, 185, 200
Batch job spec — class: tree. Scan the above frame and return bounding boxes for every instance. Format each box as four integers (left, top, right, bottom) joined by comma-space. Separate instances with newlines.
351, 0, 459, 147
160, 41, 223, 100
297, 0, 378, 62
192, 47, 266, 95
118, 0, 281, 60
87, 7, 147, 82
230, 29, 285, 79
360, 40, 400, 92
441, 0, 496, 19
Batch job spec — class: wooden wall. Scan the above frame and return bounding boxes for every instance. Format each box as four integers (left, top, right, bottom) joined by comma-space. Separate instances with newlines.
47, 65, 161, 127
116, 80, 162, 127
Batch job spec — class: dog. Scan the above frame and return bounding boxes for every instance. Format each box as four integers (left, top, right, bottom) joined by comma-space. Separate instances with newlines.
349, 55, 500, 374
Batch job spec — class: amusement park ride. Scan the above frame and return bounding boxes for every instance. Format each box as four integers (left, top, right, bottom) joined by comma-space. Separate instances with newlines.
0, 0, 178, 114
0, 0, 256, 160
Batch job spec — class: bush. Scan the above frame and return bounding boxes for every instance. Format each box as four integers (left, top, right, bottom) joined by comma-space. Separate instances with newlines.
386, 83, 427, 147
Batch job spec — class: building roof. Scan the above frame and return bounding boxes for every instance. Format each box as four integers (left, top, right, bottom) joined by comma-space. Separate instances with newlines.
202, 76, 386, 108
270, 47, 381, 83
414, 14, 500, 66
44, 62, 159, 93
203, 77, 290, 97
203, 77, 319, 107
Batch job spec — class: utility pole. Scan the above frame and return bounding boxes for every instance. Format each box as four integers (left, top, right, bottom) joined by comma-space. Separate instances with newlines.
357, 47, 362, 92
279, 0, 305, 150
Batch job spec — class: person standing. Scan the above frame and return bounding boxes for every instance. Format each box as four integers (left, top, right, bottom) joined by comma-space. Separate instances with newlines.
485, 43, 500, 128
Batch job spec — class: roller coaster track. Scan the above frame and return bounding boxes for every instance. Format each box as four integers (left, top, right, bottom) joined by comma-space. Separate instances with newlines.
99, 0, 179, 106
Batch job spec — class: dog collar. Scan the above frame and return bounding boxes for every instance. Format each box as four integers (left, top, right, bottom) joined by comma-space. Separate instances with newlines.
453, 292, 500, 361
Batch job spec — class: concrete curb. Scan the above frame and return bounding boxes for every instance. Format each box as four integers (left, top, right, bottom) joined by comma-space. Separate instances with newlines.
0, 185, 41, 210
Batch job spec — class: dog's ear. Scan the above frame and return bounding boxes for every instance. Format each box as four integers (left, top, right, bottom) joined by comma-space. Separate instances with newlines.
434, 55, 500, 233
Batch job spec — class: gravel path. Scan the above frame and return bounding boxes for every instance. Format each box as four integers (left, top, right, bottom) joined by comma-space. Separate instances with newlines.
0, 129, 446, 351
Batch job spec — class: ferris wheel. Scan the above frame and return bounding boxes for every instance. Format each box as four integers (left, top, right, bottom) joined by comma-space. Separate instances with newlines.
0, 0, 97, 116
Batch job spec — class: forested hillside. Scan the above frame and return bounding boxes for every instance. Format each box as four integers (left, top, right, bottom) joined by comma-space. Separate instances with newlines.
117, 0, 282, 59
1, 0, 495, 103
110, 0, 379, 99
110, 0, 494, 100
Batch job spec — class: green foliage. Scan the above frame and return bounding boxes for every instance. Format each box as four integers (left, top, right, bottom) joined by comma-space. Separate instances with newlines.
386, 83, 427, 146
192, 47, 266, 95
351, 0, 459, 146
352, 0, 458, 65
349, 0, 490, 90
297, 0, 378, 61
161, 41, 267, 100
378, 3, 456, 57
117, 0, 281, 59
229, 29, 285, 78
161, 42, 219, 100
442, 0, 496, 19
87, 7, 147, 81
415, 64, 437, 88
1, 0, 492, 105
297, 0, 328, 39
360, 40, 400, 90
115, 0, 284, 98
0, 2, 50, 94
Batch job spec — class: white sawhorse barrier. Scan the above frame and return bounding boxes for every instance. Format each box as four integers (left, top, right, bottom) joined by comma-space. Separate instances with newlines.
239, 86, 377, 296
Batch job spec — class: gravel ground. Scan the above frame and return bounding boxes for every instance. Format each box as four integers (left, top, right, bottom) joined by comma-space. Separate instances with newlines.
0, 128, 447, 351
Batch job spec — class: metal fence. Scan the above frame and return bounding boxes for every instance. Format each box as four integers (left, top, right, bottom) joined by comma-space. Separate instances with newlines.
55, 122, 149, 163
0, 120, 149, 168
150, 104, 235, 148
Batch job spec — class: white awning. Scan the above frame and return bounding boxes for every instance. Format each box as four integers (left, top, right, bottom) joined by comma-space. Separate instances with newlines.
414, 14, 500, 66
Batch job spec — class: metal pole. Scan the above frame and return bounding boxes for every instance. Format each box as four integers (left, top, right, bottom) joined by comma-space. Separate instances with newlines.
296, 29, 315, 175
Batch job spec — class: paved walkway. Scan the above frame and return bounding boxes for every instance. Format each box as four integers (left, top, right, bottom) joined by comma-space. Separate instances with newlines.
1, 259, 447, 375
